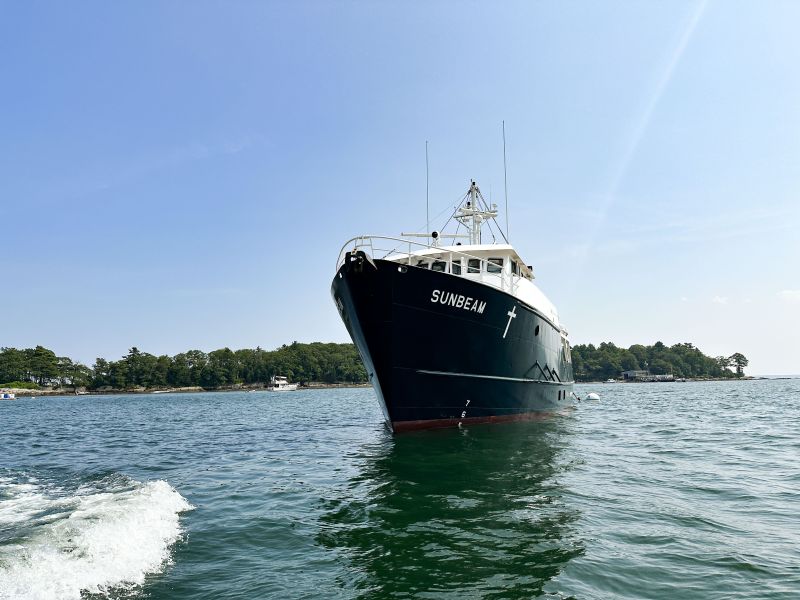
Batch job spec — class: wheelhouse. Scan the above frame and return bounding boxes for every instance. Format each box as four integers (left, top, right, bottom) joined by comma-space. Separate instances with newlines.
335, 180, 566, 330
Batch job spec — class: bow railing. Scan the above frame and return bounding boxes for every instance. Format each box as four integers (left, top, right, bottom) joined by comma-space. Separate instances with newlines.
335, 235, 530, 295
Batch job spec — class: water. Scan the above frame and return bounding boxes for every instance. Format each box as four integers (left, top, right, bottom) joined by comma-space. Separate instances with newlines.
1, 379, 798, 599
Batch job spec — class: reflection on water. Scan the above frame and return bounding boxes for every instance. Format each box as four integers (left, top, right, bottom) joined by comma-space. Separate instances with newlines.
318, 420, 583, 598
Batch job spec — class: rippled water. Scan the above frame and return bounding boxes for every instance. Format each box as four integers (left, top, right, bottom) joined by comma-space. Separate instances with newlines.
1, 379, 798, 599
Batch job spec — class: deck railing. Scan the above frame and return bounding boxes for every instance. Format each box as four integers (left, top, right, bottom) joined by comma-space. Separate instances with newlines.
335, 235, 527, 295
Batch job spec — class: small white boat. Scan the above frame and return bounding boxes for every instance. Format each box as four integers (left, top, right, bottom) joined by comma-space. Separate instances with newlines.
605, 378, 616, 383
1, 392, 15, 400
267, 376, 298, 392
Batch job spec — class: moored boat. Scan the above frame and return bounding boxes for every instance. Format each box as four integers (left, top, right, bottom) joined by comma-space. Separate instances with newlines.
267, 376, 298, 392
331, 180, 574, 432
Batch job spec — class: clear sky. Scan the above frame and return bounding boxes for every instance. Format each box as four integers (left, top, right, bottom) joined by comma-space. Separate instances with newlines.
1, 1, 798, 375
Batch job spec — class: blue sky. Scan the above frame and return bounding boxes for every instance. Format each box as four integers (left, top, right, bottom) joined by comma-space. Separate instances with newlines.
1, 1, 798, 375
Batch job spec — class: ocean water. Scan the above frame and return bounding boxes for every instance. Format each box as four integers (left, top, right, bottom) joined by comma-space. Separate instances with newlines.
1, 379, 798, 599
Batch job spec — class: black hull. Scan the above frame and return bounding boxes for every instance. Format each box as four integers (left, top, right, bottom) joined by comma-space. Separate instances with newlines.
331, 252, 574, 432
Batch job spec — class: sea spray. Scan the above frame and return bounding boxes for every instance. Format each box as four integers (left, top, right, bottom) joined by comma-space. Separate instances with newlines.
0, 476, 193, 600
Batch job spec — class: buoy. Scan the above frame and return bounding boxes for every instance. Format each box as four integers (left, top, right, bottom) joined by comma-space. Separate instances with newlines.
586, 392, 600, 401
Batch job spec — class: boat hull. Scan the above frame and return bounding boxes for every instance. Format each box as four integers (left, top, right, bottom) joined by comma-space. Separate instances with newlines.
331, 252, 574, 432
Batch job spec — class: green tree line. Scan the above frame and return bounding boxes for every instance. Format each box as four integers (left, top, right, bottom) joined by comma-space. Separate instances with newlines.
571, 341, 748, 382
0, 342, 367, 390
2, 341, 748, 390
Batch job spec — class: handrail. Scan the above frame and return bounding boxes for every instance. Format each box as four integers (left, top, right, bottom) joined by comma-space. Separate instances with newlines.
336, 235, 528, 274
335, 234, 530, 296
333, 235, 569, 337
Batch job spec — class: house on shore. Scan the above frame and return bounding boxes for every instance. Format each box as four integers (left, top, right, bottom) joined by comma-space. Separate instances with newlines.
621, 370, 674, 382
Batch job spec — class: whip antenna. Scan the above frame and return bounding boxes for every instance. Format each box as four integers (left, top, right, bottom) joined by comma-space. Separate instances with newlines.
502, 121, 509, 241
426, 141, 430, 240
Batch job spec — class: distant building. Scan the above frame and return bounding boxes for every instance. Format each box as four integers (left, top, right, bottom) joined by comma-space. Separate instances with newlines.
622, 370, 648, 380
621, 370, 674, 382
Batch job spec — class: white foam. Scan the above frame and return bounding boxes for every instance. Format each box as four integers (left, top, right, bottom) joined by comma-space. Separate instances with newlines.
0, 478, 193, 600
0, 478, 72, 528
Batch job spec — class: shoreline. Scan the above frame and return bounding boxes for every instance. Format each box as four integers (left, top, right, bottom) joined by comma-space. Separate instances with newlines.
576, 376, 789, 384
1, 382, 372, 398
4, 377, 793, 399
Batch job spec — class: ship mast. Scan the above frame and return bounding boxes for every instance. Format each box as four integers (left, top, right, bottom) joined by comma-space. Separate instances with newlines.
402, 180, 501, 247
456, 180, 498, 245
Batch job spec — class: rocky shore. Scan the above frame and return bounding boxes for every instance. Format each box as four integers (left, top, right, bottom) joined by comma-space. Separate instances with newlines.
1, 382, 371, 398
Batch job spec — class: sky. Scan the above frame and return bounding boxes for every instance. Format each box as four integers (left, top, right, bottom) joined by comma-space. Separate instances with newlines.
1, 1, 798, 375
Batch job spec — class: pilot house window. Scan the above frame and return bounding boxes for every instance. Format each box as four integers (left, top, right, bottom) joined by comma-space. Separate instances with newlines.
467, 259, 481, 273
451, 259, 462, 275
417, 261, 430, 269
431, 261, 446, 272
487, 258, 504, 273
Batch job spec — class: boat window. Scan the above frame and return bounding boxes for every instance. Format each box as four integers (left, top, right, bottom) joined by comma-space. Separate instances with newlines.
451, 259, 462, 275
467, 259, 481, 273
487, 258, 504, 273
417, 261, 430, 269
431, 261, 446, 272
511, 261, 518, 275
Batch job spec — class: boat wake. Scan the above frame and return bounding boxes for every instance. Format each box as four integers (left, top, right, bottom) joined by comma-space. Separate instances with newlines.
0, 474, 193, 600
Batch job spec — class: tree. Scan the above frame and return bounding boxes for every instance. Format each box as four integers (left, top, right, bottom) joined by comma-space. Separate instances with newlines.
108, 361, 129, 388
29, 346, 59, 386
628, 344, 648, 365
123, 347, 157, 387
0, 347, 28, 383
92, 358, 111, 387
71, 363, 92, 388
56, 357, 74, 387
620, 352, 640, 372
715, 356, 731, 372
728, 353, 749, 377
649, 359, 672, 375
569, 341, 742, 382
168, 353, 192, 387
152, 355, 171, 388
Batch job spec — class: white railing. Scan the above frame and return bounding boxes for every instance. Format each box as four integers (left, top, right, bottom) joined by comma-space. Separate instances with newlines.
336, 235, 526, 295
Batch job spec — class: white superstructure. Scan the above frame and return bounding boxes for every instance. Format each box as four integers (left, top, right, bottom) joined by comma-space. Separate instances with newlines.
267, 376, 298, 392
336, 181, 565, 332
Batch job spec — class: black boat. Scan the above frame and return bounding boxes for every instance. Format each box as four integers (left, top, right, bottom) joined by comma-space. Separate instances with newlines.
331, 181, 574, 432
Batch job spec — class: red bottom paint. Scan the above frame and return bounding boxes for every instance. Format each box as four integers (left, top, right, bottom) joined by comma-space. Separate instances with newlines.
391, 409, 571, 433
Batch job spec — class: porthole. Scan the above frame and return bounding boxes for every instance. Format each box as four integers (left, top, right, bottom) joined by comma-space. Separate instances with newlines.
534, 325, 540, 336
398, 265, 408, 273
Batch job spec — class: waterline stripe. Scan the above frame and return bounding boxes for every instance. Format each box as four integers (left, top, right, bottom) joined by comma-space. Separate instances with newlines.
416, 370, 569, 385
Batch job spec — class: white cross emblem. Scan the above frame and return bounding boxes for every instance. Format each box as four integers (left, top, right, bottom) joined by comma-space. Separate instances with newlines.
503, 305, 517, 339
